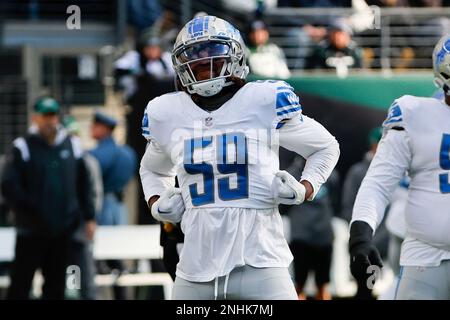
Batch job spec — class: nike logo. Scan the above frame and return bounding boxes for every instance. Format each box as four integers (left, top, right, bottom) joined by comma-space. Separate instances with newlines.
158, 208, 172, 214
280, 194, 296, 200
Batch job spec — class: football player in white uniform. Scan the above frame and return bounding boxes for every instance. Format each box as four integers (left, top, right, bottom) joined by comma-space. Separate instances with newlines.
349, 35, 450, 299
140, 15, 340, 300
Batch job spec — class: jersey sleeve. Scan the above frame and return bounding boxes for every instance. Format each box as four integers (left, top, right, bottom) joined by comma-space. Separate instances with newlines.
351, 129, 412, 231
139, 139, 177, 202
141, 106, 151, 141
383, 100, 405, 133
141, 94, 179, 146
139, 95, 176, 200
141, 96, 167, 145
352, 98, 414, 231
383, 95, 420, 135
278, 114, 340, 200
271, 81, 303, 129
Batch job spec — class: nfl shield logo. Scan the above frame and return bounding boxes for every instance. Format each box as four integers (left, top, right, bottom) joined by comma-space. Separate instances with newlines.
204, 117, 213, 127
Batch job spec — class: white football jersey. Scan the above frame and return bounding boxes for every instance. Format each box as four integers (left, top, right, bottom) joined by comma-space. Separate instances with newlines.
142, 80, 329, 209
385, 178, 408, 239
140, 80, 339, 281
352, 95, 450, 266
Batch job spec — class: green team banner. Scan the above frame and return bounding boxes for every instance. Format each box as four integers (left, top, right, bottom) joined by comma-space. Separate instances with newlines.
248, 72, 437, 176
250, 73, 437, 111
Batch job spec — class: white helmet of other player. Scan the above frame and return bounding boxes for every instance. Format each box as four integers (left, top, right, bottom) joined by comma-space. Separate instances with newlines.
432, 34, 450, 93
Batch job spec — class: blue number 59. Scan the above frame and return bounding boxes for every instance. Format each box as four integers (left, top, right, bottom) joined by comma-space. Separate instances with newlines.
184, 133, 249, 206
439, 133, 450, 193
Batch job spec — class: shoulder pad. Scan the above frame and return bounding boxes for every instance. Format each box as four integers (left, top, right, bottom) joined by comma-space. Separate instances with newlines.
141, 92, 182, 141
382, 101, 404, 130
271, 81, 302, 127
382, 95, 424, 133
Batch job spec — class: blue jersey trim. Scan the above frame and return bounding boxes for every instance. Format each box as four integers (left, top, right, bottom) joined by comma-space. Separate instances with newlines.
276, 106, 302, 116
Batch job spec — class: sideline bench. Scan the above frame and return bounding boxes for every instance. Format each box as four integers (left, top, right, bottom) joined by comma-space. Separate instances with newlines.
0, 225, 173, 300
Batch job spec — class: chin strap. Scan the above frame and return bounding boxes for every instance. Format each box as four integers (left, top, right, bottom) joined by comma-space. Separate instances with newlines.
190, 78, 225, 97
191, 77, 237, 97
444, 84, 450, 96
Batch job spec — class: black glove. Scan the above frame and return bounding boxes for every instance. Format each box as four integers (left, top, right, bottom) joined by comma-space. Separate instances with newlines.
349, 221, 383, 283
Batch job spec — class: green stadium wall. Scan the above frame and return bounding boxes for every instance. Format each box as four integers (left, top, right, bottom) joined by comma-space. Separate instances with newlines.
248, 73, 438, 186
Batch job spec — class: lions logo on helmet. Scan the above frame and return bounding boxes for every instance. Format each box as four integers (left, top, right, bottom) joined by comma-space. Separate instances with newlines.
171, 16, 249, 97
432, 35, 450, 92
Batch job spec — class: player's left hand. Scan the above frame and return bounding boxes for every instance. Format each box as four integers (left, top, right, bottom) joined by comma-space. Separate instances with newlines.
271, 170, 306, 205
349, 221, 383, 283
151, 187, 185, 223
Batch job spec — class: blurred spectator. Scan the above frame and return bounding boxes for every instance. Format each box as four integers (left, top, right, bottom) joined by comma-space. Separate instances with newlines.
127, 0, 162, 35
63, 115, 102, 300
151, 10, 180, 52
125, 75, 175, 226
114, 34, 174, 101
63, 115, 103, 217
367, 0, 450, 5
305, 19, 363, 76
2, 0, 116, 21
247, 20, 291, 79
285, 23, 328, 70
0, 164, 9, 288
89, 112, 136, 227
365, 0, 409, 6
224, 0, 277, 13
0, 154, 9, 226
341, 126, 382, 222
89, 111, 136, 300
278, 0, 352, 7
1, 97, 96, 299
0, 153, 13, 281
303, 24, 328, 43
284, 156, 339, 300
413, 0, 447, 5
340, 126, 388, 299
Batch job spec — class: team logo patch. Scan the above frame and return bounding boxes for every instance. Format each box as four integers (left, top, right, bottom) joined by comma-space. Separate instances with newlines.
60, 149, 70, 159
383, 103, 402, 126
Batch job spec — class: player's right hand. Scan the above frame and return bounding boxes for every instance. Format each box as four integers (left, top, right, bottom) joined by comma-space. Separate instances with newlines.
151, 187, 185, 223
349, 221, 383, 283
271, 170, 306, 205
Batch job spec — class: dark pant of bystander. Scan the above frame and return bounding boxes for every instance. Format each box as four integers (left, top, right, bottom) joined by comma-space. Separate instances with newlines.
7, 232, 71, 299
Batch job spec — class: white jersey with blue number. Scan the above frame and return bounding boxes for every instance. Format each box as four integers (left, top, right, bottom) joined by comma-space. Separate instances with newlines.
140, 80, 339, 281
352, 95, 450, 266
143, 81, 303, 210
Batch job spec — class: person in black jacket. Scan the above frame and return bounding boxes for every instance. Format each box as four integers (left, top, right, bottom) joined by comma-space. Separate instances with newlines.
1, 97, 96, 300
305, 18, 362, 76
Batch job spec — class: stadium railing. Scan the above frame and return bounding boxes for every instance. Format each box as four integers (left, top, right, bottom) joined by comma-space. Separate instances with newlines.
263, 7, 450, 72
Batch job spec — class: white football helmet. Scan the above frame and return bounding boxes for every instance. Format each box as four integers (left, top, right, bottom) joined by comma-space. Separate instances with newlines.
432, 34, 450, 92
172, 15, 249, 97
